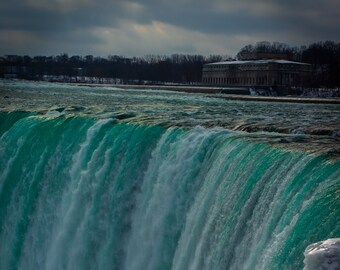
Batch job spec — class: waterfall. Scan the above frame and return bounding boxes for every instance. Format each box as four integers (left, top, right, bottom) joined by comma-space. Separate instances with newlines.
0, 112, 339, 270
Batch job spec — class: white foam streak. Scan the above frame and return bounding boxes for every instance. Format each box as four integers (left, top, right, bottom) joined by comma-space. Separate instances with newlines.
172, 140, 246, 270
124, 127, 222, 270
238, 155, 313, 270
0, 134, 26, 186
45, 119, 110, 270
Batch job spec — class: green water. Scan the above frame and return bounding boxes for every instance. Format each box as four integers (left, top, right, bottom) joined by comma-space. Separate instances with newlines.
0, 81, 339, 270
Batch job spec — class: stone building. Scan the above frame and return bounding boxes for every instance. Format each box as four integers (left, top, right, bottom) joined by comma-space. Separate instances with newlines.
202, 59, 311, 93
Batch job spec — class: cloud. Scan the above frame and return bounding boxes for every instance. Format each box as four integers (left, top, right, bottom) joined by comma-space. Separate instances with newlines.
60, 21, 237, 56
26, 0, 95, 13
0, 30, 41, 54
0, 0, 339, 56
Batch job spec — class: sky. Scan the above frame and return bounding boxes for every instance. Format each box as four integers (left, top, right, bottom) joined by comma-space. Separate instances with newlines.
1, 0, 340, 57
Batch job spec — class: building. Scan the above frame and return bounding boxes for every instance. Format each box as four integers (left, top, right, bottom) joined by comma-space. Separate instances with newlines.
202, 59, 311, 94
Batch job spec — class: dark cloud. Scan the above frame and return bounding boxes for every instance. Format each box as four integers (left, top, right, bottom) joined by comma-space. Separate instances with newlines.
0, 1, 123, 32
0, 0, 339, 56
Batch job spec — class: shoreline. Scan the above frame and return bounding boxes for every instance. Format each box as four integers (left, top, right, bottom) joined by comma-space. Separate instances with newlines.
67, 82, 340, 105
210, 94, 340, 104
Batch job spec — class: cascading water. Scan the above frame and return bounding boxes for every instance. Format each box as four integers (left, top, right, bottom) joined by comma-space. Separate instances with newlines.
0, 110, 339, 270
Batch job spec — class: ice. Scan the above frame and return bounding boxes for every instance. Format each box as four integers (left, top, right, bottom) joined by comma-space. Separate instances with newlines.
304, 238, 340, 270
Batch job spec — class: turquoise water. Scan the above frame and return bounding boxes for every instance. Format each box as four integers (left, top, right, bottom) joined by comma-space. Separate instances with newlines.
0, 81, 339, 270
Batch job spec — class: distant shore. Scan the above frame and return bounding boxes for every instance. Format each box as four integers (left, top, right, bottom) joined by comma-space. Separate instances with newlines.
210, 94, 340, 104
66, 82, 340, 105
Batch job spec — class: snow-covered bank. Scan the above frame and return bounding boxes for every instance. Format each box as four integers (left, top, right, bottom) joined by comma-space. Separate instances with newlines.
304, 239, 340, 270
301, 88, 340, 98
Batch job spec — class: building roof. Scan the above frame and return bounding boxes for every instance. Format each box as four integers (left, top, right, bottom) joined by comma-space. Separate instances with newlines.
205, 59, 310, 66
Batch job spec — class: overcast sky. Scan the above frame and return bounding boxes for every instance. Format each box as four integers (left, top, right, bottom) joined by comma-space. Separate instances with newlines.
1, 0, 339, 57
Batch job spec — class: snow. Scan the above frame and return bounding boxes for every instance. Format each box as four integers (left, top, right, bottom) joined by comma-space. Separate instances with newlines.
304, 238, 340, 270
205, 59, 310, 66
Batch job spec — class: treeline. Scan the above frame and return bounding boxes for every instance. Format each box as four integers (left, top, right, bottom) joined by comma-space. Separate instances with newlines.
237, 41, 340, 87
0, 54, 224, 84
1, 41, 339, 87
